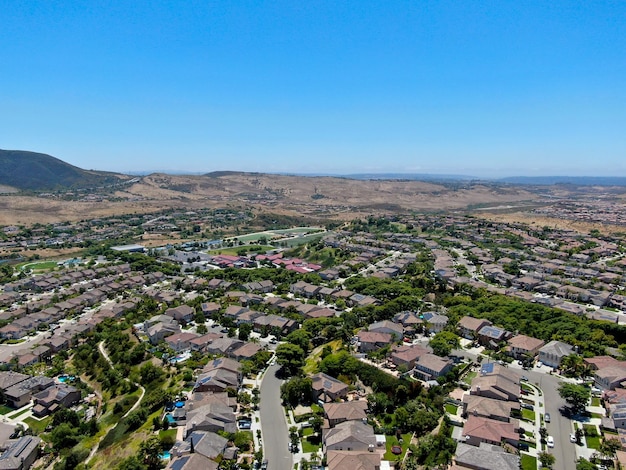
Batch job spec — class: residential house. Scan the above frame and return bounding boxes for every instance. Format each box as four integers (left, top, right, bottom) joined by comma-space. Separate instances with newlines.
458, 316, 492, 340
461, 415, 520, 447
462, 395, 519, 422
0, 436, 42, 470
470, 364, 520, 402
421, 312, 449, 334
165, 305, 195, 324
165, 454, 218, 470
585, 357, 626, 390
538, 340, 575, 369
204, 338, 244, 357
4, 376, 54, 408
146, 321, 181, 345
367, 320, 403, 339
390, 344, 431, 370
349, 294, 380, 308
165, 332, 200, 353
453, 442, 520, 470
175, 430, 228, 460
507, 334, 545, 360
230, 343, 263, 361
323, 401, 368, 428
323, 420, 376, 452
326, 451, 380, 470
200, 302, 221, 318
477, 325, 509, 348
413, 354, 453, 381
183, 402, 237, 436
32, 384, 81, 417
357, 331, 392, 353
393, 311, 423, 334
0, 372, 29, 395
311, 373, 349, 403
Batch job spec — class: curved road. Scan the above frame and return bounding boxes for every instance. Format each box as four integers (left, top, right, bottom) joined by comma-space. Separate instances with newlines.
260, 363, 292, 470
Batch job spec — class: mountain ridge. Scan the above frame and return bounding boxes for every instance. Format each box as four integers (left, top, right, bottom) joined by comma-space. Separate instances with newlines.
0, 149, 126, 191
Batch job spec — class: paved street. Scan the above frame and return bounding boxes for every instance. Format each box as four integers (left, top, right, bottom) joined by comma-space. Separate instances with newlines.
525, 369, 575, 470
260, 362, 292, 470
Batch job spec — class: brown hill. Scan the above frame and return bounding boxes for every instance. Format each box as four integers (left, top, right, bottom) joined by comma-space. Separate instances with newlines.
0, 171, 540, 226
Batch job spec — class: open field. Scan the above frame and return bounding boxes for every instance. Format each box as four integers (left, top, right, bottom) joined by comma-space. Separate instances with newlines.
0, 173, 540, 226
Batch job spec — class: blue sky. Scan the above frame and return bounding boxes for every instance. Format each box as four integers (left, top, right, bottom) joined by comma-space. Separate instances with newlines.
1, 1, 625, 177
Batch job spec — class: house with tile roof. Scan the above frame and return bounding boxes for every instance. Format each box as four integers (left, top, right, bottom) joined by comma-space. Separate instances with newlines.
507, 334, 545, 360
461, 415, 520, 447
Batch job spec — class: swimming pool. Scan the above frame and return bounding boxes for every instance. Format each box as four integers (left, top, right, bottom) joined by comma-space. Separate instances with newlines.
164, 414, 176, 424
159, 452, 171, 460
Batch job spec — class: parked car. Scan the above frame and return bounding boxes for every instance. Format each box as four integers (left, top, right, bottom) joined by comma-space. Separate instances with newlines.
521, 403, 534, 411
520, 376, 528, 382
569, 433, 577, 443
544, 413, 551, 423
547, 436, 555, 448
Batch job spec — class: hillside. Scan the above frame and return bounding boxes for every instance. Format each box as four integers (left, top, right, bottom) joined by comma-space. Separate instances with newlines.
0, 149, 126, 191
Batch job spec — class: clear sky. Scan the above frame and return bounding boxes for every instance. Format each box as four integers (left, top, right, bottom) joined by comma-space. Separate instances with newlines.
1, 1, 625, 177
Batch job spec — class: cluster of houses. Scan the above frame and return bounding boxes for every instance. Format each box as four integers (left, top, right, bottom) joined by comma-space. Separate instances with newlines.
161, 358, 245, 470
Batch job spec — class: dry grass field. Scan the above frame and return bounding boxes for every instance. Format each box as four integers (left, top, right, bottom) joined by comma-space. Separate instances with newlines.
0, 172, 539, 226
2, 173, 626, 238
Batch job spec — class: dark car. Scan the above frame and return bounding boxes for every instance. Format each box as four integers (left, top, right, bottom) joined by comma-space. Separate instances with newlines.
518, 442, 530, 451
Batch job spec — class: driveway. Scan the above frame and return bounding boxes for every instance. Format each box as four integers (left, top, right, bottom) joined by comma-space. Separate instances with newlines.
260, 362, 292, 470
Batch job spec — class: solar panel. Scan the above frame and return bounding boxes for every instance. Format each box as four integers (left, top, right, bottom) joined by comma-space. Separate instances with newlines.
171, 456, 189, 470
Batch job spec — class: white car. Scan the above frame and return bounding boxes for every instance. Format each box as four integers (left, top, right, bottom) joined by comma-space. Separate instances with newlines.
569, 433, 577, 443
547, 436, 555, 448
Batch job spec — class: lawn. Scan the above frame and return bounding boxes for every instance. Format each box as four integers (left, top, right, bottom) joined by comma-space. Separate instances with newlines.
521, 383, 533, 393
24, 416, 52, 434
445, 403, 459, 415
9, 408, 30, 419
583, 424, 601, 450
384, 433, 412, 460
208, 245, 275, 255
521, 408, 535, 422
463, 371, 477, 384
301, 428, 321, 453
0, 405, 13, 415
159, 429, 177, 443
19, 260, 59, 272
591, 397, 601, 407
520, 454, 537, 470
281, 233, 325, 247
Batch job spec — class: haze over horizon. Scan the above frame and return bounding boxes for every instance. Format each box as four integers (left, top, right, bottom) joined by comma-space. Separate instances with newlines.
2, 1, 625, 178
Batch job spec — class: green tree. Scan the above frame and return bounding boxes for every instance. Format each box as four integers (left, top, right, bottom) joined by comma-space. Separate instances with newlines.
139, 363, 164, 385
238, 323, 253, 341
599, 437, 621, 460
117, 456, 147, 470
558, 383, 590, 413
538, 451, 555, 469
139, 436, 164, 470
50, 423, 80, 449
280, 377, 313, 406
275, 343, 305, 375
286, 329, 312, 353
575, 458, 596, 470
429, 331, 460, 357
